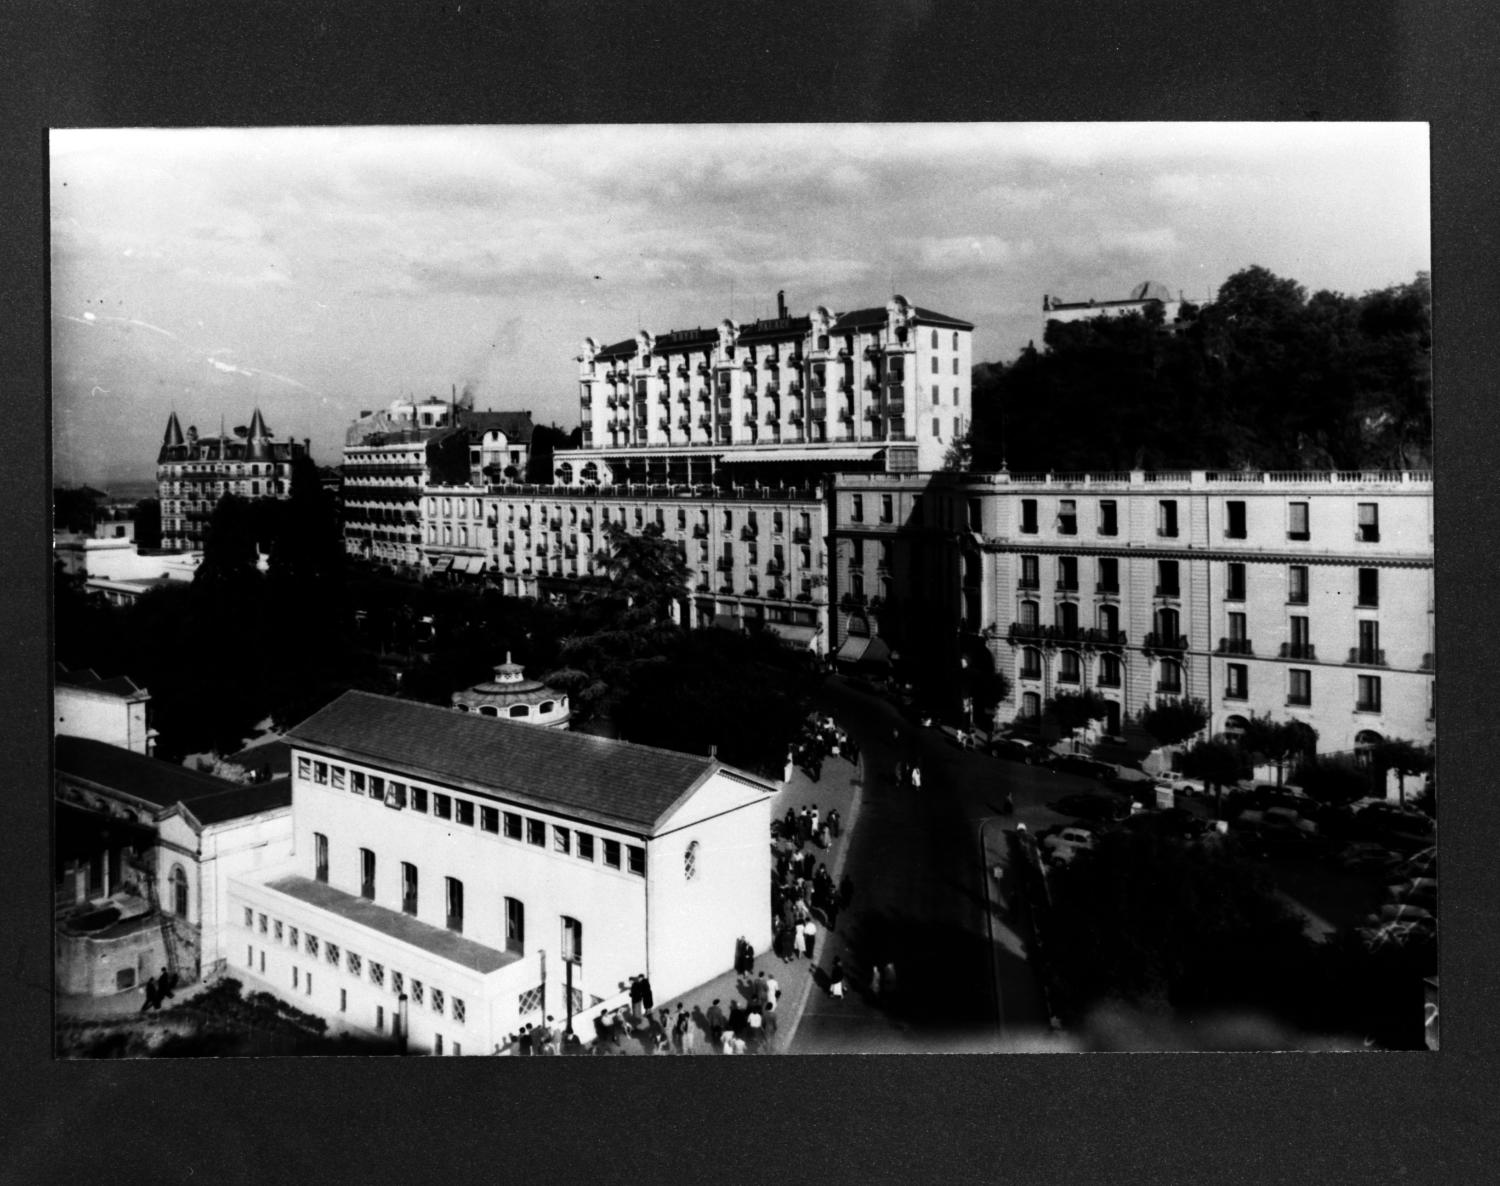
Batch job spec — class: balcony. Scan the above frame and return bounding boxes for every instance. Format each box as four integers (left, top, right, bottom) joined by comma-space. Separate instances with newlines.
699, 415, 712, 430
1080, 628, 1127, 649
1157, 681, 1184, 695
740, 525, 758, 541
716, 557, 735, 572
1348, 647, 1387, 667
692, 524, 708, 539
792, 528, 812, 544
678, 416, 691, 431
1143, 632, 1188, 652
1155, 585, 1181, 598
658, 418, 671, 431
1017, 577, 1040, 591
864, 376, 880, 391
767, 586, 786, 600
698, 362, 711, 376
1055, 580, 1079, 593
1357, 526, 1381, 543
767, 560, 785, 576
840, 591, 868, 609
1279, 642, 1317, 661
1096, 582, 1119, 595
1217, 638, 1254, 655
677, 364, 690, 378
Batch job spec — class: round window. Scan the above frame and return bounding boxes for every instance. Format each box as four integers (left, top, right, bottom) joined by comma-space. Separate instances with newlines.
684, 840, 699, 881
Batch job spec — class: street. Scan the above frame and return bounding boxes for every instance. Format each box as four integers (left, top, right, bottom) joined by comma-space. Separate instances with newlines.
788, 677, 1096, 1053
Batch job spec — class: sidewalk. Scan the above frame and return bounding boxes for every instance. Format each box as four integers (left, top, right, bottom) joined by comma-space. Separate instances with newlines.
591, 744, 866, 1054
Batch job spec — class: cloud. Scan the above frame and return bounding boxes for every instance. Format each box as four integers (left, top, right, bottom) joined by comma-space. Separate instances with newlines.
916, 235, 1030, 271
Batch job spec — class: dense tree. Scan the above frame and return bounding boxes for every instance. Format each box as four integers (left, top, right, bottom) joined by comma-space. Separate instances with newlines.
1045, 689, 1112, 737
1137, 697, 1209, 749
1237, 715, 1319, 785
1046, 830, 1314, 1021
592, 522, 691, 622
525, 423, 580, 484
53, 486, 106, 533
1179, 738, 1252, 817
1294, 754, 1371, 806
1367, 738, 1433, 807
968, 268, 1431, 473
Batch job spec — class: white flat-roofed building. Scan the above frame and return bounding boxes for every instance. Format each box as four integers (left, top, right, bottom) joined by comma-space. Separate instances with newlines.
228, 691, 775, 1054
54, 666, 157, 755
830, 469, 1434, 759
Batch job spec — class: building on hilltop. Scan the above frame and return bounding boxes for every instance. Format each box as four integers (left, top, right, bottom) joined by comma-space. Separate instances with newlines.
341, 397, 533, 575
54, 736, 293, 997
1042, 281, 1185, 330
828, 468, 1434, 761
451, 654, 571, 728
156, 408, 307, 551
227, 690, 774, 1054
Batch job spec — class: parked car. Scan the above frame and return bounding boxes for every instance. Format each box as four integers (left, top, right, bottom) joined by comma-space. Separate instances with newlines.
1053, 791, 1131, 825
1042, 826, 1096, 866
1123, 806, 1211, 839
1045, 754, 1117, 781
1354, 803, 1436, 854
1331, 841, 1401, 876
990, 738, 1045, 765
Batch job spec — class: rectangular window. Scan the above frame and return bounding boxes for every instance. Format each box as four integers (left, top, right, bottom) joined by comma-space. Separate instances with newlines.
313, 761, 328, 785
297, 756, 311, 780
577, 832, 594, 861
1288, 565, 1309, 605
360, 848, 375, 901
1057, 499, 1077, 535
293, 966, 299, 990
409, 786, 427, 813
435, 1035, 443, 1056
1288, 501, 1310, 541
627, 845, 646, 876
480, 806, 499, 834
1019, 554, 1039, 589
369, 776, 384, 799
401, 862, 417, 916
526, 818, 545, 847
1226, 500, 1246, 539
386, 781, 407, 809
1157, 560, 1179, 597
370, 961, 384, 989
1289, 615, 1312, 660
326, 942, 340, 966
603, 839, 622, 869
314, 833, 328, 883
411, 979, 423, 1005
1226, 562, 1246, 601
455, 799, 474, 827
1020, 499, 1038, 534
330, 766, 346, 791
453, 999, 466, 1025
306, 933, 318, 957
1357, 675, 1382, 712
1057, 556, 1078, 591
244, 906, 253, 928
1288, 669, 1312, 706
258, 913, 268, 934
851, 494, 863, 523
1157, 500, 1179, 538
433, 793, 452, 820
432, 988, 445, 1015
376, 1005, 384, 1033
1098, 500, 1118, 537
393, 971, 403, 996
1357, 620, 1381, 665
503, 812, 522, 840
505, 897, 525, 952
881, 494, 893, 524
340, 988, 347, 1013
1225, 664, 1248, 699
1058, 651, 1080, 684
554, 826, 571, 855
289, 926, 298, 948
347, 951, 361, 977
1357, 502, 1380, 542
1357, 567, 1379, 607
445, 878, 463, 933
350, 770, 365, 795
562, 916, 582, 964
1097, 557, 1118, 594
1228, 611, 1247, 642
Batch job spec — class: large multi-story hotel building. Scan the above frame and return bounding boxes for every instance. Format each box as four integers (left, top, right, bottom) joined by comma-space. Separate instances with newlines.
568, 293, 973, 483
228, 691, 774, 1054
342, 399, 533, 574
830, 469, 1434, 758
156, 409, 306, 551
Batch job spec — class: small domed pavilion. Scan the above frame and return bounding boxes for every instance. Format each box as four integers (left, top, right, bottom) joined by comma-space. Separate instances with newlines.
451, 654, 571, 729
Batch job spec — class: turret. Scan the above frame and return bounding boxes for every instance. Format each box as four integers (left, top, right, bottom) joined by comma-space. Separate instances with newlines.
158, 411, 185, 462
246, 407, 272, 460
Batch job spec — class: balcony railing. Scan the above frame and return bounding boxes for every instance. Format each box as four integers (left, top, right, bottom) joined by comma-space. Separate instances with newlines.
791, 528, 812, 544
1155, 586, 1181, 598
1157, 681, 1184, 695
692, 524, 708, 539
1143, 632, 1188, 652
840, 591, 868, 609
1217, 638, 1254, 655
766, 560, 784, 575
1055, 580, 1079, 592
1095, 582, 1119, 595
740, 525, 758, 541
716, 557, 735, 572
1348, 647, 1387, 667
1279, 642, 1317, 660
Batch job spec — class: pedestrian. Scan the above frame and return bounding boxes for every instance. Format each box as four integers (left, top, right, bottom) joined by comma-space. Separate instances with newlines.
158, 967, 177, 1001
640, 974, 655, 1013
783, 806, 797, 836
629, 974, 645, 1018
826, 896, 840, 933
765, 972, 780, 1012
910, 765, 922, 790
721, 1030, 739, 1055
799, 806, 812, 842
746, 1005, 764, 1051
756, 971, 769, 1008
672, 1007, 688, 1054
818, 822, 831, 850
801, 918, 818, 961
829, 808, 841, 839
829, 956, 846, 999
707, 999, 726, 1045
139, 973, 161, 1014
869, 964, 882, 999
727, 999, 746, 1036
518, 1024, 533, 1056
810, 805, 820, 835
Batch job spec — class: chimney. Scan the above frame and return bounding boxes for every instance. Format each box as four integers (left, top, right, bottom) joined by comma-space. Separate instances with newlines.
709, 744, 718, 759
777, 289, 787, 319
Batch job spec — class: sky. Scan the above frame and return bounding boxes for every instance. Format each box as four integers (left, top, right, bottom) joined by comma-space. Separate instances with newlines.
50, 123, 1430, 486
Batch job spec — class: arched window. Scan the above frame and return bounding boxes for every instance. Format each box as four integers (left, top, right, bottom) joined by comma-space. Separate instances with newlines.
556, 462, 574, 485
1056, 601, 1078, 635
479, 705, 499, 717
1020, 647, 1042, 679
508, 704, 530, 718
1098, 652, 1122, 687
1019, 600, 1039, 629
170, 864, 188, 919
1158, 658, 1183, 694
1223, 714, 1250, 738
539, 700, 555, 714
1155, 607, 1179, 640
456, 703, 471, 712
1058, 650, 1081, 684
1098, 603, 1118, 636
1355, 729, 1383, 766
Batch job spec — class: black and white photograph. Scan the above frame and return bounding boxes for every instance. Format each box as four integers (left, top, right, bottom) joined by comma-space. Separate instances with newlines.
50, 121, 1434, 1057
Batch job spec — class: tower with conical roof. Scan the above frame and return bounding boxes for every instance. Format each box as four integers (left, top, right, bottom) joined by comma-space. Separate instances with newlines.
158, 411, 185, 463
246, 407, 272, 461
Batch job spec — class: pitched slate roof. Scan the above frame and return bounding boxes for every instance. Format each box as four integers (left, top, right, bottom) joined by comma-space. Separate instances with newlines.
287, 690, 733, 834
460, 409, 535, 445
55, 735, 292, 826
55, 666, 146, 699
594, 337, 638, 360
651, 327, 719, 353
833, 305, 974, 331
